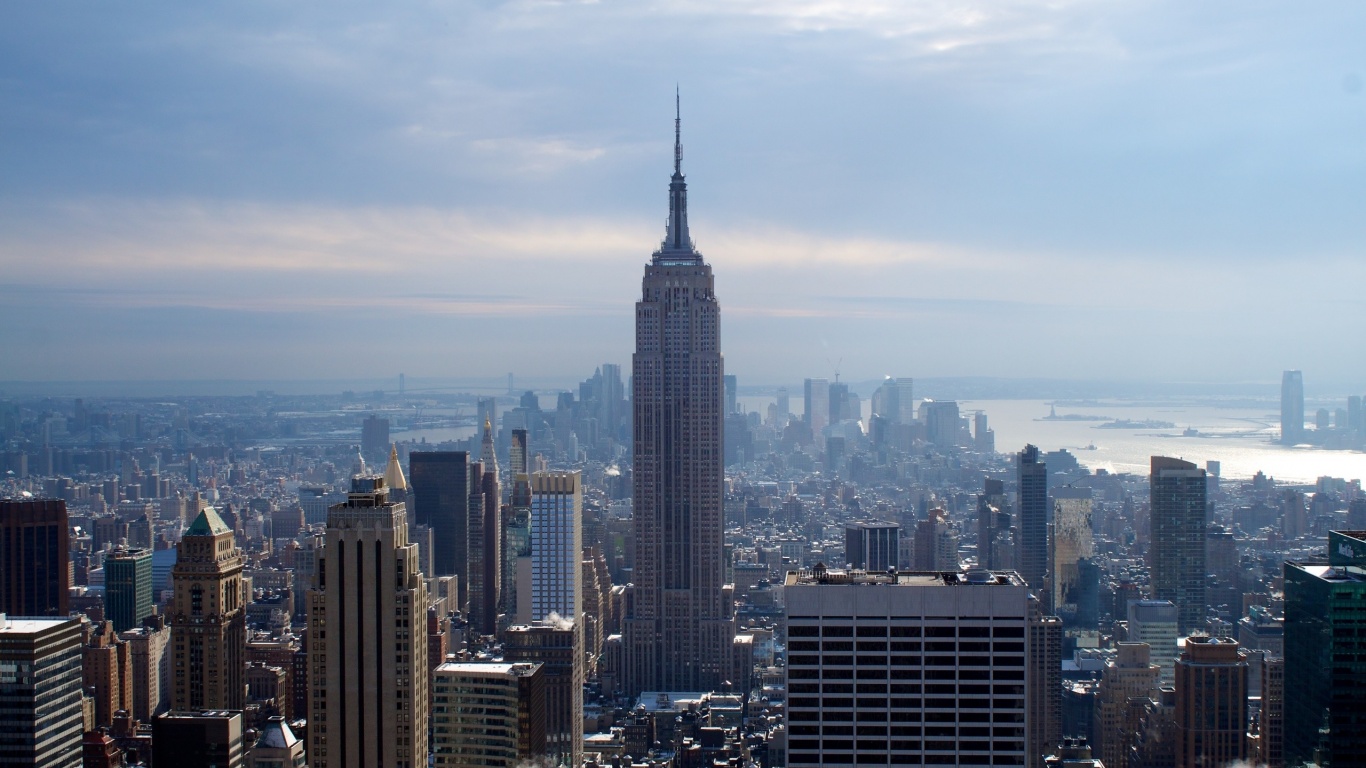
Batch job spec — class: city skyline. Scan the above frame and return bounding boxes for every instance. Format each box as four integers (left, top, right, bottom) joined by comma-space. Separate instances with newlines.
3, 3, 1365, 386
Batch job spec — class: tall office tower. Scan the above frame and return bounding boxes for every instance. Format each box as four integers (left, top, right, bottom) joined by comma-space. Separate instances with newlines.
409, 451, 471, 607
625, 100, 734, 696
1259, 655, 1284, 768
467, 455, 501, 636
1174, 637, 1248, 768
510, 428, 529, 476
307, 476, 428, 768
104, 547, 153, 632
1094, 642, 1159, 768
1284, 530, 1366, 767
977, 478, 1010, 570
1028, 611, 1064, 768
776, 387, 790, 426
1280, 370, 1304, 445
503, 430, 533, 625
784, 566, 1036, 768
724, 374, 738, 414
804, 378, 830, 437
1018, 445, 1048, 593
828, 381, 851, 423
505, 622, 582, 767
1129, 600, 1180, 684
0, 497, 70, 616
153, 711, 245, 768
1051, 487, 1094, 620
83, 620, 132, 728
0, 616, 84, 767
170, 507, 246, 710
432, 661, 547, 768
530, 471, 583, 623
1149, 457, 1208, 634
912, 508, 959, 571
361, 415, 390, 462
844, 520, 900, 571
120, 617, 171, 721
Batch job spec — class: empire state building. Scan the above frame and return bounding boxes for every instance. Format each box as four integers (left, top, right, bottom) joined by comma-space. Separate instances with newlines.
624, 98, 735, 695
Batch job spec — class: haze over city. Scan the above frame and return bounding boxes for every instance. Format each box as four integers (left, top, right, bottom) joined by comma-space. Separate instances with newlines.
3, 2, 1365, 388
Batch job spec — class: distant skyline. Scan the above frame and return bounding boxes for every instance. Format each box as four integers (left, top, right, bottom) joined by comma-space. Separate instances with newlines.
2, 2, 1364, 387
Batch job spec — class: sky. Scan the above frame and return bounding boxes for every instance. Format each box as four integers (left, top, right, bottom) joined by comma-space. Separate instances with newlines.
1, 1, 1364, 392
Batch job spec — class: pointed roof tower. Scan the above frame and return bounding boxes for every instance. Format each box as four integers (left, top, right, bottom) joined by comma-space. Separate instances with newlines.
654, 87, 700, 265
185, 506, 232, 537
384, 443, 408, 491
481, 417, 499, 483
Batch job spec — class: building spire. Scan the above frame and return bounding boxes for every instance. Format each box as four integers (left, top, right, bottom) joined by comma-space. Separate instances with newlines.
657, 87, 698, 262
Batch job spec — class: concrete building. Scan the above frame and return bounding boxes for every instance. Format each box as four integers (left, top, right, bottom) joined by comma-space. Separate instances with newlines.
1128, 600, 1179, 685
0, 615, 84, 767
432, 662, 546, 768
1094, 642, 1159, 768
624, 102, 735, 696
0, 497, 70, 617
1174, 636, 1248, 768
171, 507, 246, 710
1149, 458, 1207, 634
784, 566, 1042, 768
307, 476, 428, 768
505, 622, 582, 767
119, 616, 171, 721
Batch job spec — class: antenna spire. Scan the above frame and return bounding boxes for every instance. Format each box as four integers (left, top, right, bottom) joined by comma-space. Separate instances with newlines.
674, 85, 682, 176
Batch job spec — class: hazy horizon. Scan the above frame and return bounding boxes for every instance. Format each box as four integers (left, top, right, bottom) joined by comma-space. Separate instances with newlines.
2, 2, 1363, 387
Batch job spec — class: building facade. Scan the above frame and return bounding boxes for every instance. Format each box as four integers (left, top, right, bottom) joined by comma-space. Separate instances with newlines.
408, 451, 471, 607
1173, 636, 1248, 768
104, 547, 153, 632
1018, 445, 1048, 593
784, 566, 1039, 768
530, 471, 583, 623
624, 102, 734, 695
431, 662, 546, 768
308, 476, 428, 768
0, 615, 84, 767
0, 497, 70, 617
170, 506, 246, 710
1149, 457, 1207, 634
845, 520, 900, 571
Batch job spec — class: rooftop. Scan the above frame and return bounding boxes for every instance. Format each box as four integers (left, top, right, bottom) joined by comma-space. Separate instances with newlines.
785, 566, 1024, 588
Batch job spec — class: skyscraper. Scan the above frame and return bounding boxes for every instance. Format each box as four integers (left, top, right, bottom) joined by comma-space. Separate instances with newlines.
432, 661, 547, 768
1284, 530, 1366, 767
804, 378, 830, 437
170, 507, 246, 711
1281, 370, 1304, 445
308, 476, 428, 768
844, 520, 900, 571
104, 547, 153, 632
0, 497, 70, 617
530, 471, 582, 623
1051, 487, 1094, 620
1019, 445, 1048, 592
1149, 457, 1208, 634
467, 454, 501, 637
505, 622, 582, 767
0, 615, 84, 767
1174, 637, 1248, 768
408, 450, 470, 607
625, 97, 734, 695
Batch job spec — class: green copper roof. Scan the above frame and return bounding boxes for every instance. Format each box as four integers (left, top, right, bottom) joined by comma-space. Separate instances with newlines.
186, 507, 232, 536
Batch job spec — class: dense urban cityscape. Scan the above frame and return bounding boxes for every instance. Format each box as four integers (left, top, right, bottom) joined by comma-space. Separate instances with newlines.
3, 103, 1366, 768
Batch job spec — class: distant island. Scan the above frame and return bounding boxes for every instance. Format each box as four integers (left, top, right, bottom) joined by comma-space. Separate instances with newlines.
1039, 404, 1110, 422
1096, 419, 1177, 430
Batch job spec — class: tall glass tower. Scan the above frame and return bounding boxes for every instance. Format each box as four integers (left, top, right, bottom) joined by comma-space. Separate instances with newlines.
624, 96, 734, 695
1281, 369, 1304, 445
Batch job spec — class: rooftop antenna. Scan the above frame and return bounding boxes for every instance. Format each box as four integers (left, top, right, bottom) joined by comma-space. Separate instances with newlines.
674, 84, 682, 176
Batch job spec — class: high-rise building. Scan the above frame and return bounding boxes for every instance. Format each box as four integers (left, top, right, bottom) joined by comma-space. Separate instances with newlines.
1018, 445, 1048, 593
1284, 530, 1366, 767
1174, 636, 1248, 768
624, 99, 734, 695
153, 710, 245, 768
784, 566, 1037, 768
844, 520, 900, 571
1028, 612, 1064, 768
1259, 655, 1284, 768
432, 661, 546, 768
0, 615, 84, 767
530, 471, 582, 623
923, 400, 961, 448
804, 378, 830, 437
1093, 642, 1159, 768
82, 620, 132, 729
1051, 487, 1093, 620
170, 506, 246, 710
911, 509, 959, 571
409, 451, 471, 606
1281, 370, 1304, 445
104, 547, 153, 632
308, 475, 428, 768
1149, 457, 1208, 634
0, 497, 70, 617
505, 622, 582, 767
119, 616, 171, 721
1128, 600, 1180, 685
361, 415, 390, 462
467, 454, 501, 637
